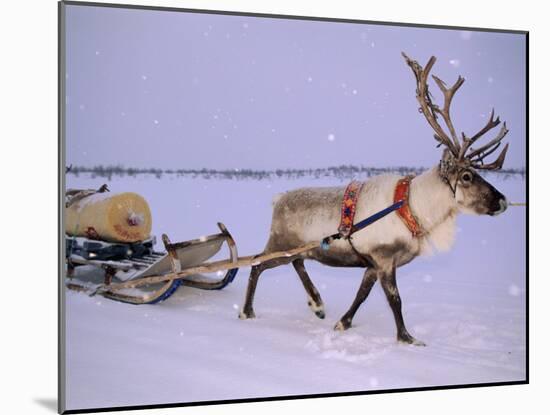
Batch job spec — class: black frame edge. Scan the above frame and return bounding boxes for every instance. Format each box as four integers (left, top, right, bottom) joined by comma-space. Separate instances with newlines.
63, 380, 528, 414
58, 1, 67, 414
61, 0, 528, 35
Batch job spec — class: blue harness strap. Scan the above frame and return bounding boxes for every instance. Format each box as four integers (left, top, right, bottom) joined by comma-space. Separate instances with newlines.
321, 200, 404, 250
351, 199, 405, 233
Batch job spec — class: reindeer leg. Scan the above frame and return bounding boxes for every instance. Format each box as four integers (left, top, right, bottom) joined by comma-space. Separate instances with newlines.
239, 256, 293, 320
380, 267, 426, 346
335, 267, 378, 331
292, 258, 325, 319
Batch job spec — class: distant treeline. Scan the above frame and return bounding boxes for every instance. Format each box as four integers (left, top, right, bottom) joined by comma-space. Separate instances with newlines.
66, 164, 526, 181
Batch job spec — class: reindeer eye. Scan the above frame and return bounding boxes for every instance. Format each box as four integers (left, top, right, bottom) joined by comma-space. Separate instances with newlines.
461, 171, 473, 183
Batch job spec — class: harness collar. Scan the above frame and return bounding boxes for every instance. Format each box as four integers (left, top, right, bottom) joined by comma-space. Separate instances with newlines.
338, 181, 364, 238
338, 178, 425, 239
394, 176, 425, 237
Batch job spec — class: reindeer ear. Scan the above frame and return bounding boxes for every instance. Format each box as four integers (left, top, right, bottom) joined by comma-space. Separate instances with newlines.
441, 148, 453, 163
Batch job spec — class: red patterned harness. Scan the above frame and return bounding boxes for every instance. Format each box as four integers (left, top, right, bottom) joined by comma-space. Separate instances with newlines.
338, 181, 364, 238
338, 177, 423, 238
394, 176, 424, 237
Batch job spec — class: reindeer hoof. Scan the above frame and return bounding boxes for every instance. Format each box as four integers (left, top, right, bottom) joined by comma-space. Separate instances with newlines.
238, 309, 256, 320
334, 319, 351, 331
398, 333, 426, 346
307, 298, 325, 319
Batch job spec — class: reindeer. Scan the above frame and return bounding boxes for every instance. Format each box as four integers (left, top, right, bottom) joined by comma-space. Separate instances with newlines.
238, 53, 510, 346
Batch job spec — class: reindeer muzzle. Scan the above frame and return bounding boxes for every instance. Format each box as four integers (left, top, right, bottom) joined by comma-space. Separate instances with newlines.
489, 197, 508, 216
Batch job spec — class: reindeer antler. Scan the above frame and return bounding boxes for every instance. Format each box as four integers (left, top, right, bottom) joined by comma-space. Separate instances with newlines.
464, 111, 509, 170
402, 52, 509, 171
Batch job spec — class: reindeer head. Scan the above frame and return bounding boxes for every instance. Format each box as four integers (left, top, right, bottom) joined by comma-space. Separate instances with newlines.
402, 53, 509, 216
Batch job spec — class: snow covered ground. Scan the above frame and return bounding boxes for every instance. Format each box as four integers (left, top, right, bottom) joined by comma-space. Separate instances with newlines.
64, 172, 526, 411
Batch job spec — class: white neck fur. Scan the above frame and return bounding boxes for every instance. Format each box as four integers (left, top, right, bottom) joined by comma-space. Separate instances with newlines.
409, 166, 458, 254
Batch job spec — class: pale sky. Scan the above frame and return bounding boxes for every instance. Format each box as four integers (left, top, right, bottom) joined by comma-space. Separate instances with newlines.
64, 4, 526, 170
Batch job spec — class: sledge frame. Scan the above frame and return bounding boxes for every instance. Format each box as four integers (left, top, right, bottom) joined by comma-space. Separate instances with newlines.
65, 222, 240, 305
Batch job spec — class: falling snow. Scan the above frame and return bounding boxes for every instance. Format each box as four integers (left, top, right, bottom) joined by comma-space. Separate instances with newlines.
508, 285, 521, 297
63, 14, 526, 409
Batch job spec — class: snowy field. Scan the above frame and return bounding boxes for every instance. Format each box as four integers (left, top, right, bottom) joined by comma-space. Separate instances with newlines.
64, 172, 526, 411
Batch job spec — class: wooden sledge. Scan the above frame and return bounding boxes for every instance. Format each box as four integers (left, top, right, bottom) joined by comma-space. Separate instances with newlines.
66, 223, 239, 305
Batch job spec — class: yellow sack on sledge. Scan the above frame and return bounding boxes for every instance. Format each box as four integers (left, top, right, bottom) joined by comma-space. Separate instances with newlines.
66, 192, 152, 243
